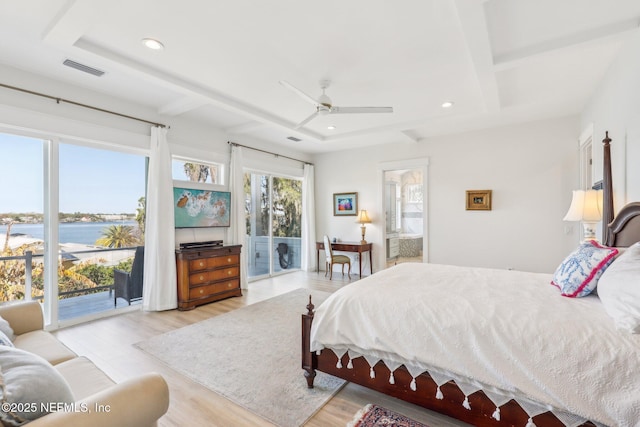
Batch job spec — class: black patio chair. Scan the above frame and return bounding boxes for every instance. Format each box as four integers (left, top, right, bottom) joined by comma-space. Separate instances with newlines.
114, 246, 144, 306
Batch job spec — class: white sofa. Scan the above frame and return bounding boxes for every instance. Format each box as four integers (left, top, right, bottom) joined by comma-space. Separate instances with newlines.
0, 301, 169, 426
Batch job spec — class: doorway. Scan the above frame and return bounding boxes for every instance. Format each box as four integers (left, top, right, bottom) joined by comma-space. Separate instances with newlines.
244, 172, 302, 279
379, 159, 429, 269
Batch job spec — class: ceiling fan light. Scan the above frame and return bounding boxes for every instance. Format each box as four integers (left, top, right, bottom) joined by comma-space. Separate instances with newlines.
441, 101, 454, 109
327, 125, 336, 130
317, 93, 332, 107
318, 106, 331, 115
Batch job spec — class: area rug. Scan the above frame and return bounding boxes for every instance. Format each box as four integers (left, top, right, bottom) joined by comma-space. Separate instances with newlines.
348, 404, 431, 427
135, 288, 344, 427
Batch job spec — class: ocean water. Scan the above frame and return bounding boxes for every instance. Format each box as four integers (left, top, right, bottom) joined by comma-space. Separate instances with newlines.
0, 222, 137, 245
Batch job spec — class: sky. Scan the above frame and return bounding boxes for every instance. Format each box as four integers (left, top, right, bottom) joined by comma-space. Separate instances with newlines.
0, 132, 147, 214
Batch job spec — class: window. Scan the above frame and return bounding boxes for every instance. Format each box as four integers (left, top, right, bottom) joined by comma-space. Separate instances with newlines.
172, 158, 223, 185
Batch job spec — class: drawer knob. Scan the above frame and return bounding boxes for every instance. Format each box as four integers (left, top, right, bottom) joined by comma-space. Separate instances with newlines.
199, 261, 205, 267
227, 271, 232, 275
199, 289, 204, 294
227, 257, 232, 262
228, 282, 232, 288
199, 275, 204, 281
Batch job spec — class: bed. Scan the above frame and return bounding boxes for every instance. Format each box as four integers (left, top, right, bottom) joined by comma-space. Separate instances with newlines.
301, 133, 640, 427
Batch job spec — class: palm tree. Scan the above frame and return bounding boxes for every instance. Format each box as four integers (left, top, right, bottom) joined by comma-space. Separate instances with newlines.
95, 225, 138, 248
184, 163, 211, 182
135, 196, 146, 237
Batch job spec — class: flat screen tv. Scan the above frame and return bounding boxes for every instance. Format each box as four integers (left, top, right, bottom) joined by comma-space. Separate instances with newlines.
173, 187, 231, 228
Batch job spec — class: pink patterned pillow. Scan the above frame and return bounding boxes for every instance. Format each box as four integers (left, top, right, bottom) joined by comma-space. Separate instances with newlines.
551, 240, 618, 297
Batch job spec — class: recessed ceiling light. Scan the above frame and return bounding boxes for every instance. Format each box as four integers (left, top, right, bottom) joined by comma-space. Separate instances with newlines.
441, 101, 454, 109
141, 38, 164, 50
327, 125, 336, 130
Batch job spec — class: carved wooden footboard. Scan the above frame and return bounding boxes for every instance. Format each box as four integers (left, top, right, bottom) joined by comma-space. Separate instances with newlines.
302, 297, 594, 427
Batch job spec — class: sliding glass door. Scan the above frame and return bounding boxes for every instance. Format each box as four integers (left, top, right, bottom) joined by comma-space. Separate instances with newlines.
245, 172, 302, 279
0, 129, 148, 327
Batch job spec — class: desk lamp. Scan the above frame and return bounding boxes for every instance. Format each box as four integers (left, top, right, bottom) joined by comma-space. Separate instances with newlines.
356, 210, 372, 244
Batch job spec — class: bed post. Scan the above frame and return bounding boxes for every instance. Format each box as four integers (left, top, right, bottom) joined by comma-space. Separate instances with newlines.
602, 132, 614, 245
302, 295, 317, 388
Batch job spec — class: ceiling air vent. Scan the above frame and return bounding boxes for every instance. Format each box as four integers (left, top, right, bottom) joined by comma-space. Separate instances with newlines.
287, 136, 302, 142
62, 59, 105, 77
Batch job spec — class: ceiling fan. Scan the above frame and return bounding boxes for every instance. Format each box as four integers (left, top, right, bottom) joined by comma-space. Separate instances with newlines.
279, 79, 393, 129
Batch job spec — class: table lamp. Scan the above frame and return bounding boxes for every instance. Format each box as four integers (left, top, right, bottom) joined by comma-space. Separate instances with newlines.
356, 210, 372, 244
563, 189, 603, 241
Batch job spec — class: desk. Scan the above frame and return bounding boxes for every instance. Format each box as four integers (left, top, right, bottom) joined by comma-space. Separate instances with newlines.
316, 241, 373, 277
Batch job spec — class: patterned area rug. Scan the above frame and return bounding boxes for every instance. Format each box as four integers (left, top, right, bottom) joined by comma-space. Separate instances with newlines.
136, 288, 345, 427
348, 404, 430, 427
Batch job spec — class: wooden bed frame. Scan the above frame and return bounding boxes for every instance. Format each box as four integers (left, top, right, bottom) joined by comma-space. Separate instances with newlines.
302, 132, 640, 426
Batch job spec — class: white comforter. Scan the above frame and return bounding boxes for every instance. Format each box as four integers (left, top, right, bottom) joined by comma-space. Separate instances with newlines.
310, 263, 640, 427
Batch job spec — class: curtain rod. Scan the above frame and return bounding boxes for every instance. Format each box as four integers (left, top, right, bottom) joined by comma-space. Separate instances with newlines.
228, 141, 313, 165
0, 82, 168, 129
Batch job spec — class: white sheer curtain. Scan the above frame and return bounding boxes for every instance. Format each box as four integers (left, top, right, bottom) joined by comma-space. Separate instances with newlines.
142, 126, 177, 311
227, 145, 248, 288
301, 163, 316, 271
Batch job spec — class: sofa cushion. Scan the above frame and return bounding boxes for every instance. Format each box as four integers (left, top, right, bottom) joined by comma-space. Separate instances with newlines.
0, 346, 75, 426
54, 356, 115, 400
12, 330, 76, 365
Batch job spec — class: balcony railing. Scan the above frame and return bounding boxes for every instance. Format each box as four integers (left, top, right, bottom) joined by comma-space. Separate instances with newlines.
0, 247, 139, 320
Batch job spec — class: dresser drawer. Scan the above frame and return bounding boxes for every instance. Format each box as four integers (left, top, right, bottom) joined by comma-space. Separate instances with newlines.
189, 280, 239, 299
189, 266, 239, 285
189, 254, 239, 271
176, 245, 242, 310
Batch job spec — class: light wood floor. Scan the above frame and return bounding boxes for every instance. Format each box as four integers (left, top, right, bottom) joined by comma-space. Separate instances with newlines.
52, 271, 469, 427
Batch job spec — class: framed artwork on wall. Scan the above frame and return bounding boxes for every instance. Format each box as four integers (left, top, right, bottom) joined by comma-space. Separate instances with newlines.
173, 187, 231, 227
466, 190, 492, 211
333, 192, 358, 216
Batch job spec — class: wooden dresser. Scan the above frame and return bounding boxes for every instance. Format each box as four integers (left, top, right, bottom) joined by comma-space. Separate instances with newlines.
175, 245, 242, 310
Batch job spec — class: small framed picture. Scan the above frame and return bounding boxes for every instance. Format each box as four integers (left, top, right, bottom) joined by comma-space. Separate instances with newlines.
333, 192, 358, 216
466, 190, 492, 211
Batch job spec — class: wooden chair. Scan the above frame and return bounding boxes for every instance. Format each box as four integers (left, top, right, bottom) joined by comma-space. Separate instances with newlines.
323, 235, 351, 280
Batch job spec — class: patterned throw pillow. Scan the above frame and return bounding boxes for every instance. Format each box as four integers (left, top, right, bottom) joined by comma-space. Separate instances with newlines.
551, 240, 618, 297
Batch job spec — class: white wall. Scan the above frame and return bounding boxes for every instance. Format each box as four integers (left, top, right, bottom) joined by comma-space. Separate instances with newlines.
314, 116, 580, 274
581, 30, 640, 208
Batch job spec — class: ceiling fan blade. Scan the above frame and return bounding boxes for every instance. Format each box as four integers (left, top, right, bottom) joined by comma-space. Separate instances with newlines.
330, 106, 394, 114
294, 111, 319, 129
279, 80, 319, 106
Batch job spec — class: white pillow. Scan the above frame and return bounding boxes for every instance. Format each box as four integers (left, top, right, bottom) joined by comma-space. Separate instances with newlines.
0, 330, 14, 347
0, 315, 15, 342
597, 242, 640, 333
0, 346, 75, 425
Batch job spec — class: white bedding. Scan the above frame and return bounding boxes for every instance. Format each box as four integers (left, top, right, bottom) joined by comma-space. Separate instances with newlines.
310, 262, 640, 427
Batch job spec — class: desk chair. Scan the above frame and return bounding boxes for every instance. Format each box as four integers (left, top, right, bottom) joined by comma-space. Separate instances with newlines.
323, 235, 351, 280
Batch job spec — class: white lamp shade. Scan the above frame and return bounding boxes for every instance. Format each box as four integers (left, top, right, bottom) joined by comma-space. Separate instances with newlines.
563, 190, 603, 222
356, 210, 372, 224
